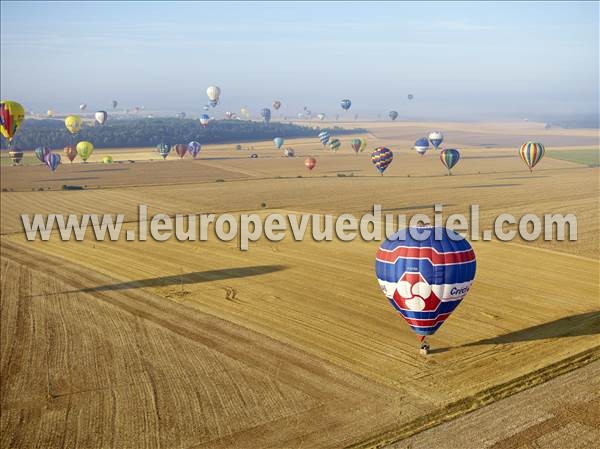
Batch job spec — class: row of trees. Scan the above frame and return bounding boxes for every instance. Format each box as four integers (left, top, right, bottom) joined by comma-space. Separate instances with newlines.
1, 118, 365, 150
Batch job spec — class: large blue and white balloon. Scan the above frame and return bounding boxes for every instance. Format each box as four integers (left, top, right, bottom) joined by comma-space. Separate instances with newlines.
375, 226, 476, 343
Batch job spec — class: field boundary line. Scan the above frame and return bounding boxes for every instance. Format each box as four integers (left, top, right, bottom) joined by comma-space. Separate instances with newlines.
346, 348, 600, 449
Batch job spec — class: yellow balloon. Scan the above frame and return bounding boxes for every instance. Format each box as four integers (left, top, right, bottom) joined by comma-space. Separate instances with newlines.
76, 141, 94, 162
47, 109, 54, 117
65, 115, 82, 134
0, 100, 26, 142
359, 137, 367, 152
102, 155, 113, 164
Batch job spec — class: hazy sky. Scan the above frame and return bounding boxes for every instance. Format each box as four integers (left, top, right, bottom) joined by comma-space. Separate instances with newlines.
1, 1, 598, 121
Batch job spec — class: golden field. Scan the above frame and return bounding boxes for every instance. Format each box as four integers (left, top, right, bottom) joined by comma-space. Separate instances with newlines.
1, 121, 599, 448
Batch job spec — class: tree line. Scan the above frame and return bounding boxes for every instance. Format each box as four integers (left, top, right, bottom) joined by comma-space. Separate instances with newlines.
1, 118, 365, 150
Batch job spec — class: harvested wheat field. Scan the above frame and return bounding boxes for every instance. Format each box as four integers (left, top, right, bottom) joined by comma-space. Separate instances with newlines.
1, 121, 599, 448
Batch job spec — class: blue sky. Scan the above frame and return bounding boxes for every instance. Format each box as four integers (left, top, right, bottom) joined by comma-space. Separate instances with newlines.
1, 1, 598, 121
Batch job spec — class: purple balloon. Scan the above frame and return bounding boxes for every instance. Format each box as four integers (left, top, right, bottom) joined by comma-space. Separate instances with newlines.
46, 153, 61, 172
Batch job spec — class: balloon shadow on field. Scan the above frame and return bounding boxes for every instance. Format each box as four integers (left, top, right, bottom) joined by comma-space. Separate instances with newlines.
70, 265, 287, 293
464, 311, 600, 347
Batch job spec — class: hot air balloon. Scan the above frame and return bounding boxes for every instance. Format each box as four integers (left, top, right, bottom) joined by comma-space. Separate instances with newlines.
76, 141, 94, 162
389, 111, 399, 121
414, 138, 429, 156
407, 94, 414, 101
63, 145, 77, 162
519, 142, 545, 173
199, 114, 210, 127
8, 149, 24, 165
188, 141, 201, 159
112, 100, 118, 109
317, 113, 326, 121
273, 137, 284, 149
272, 101, 282, 110
173, 143, 188, 158
34, 146, 51, 163
371, 147, 393, 175
240, 107, 250, 119
65, 115, 82, 134
250, 153, 258, 159
428, 132, 443, 150
46, 153, 61, 172
305, 156, 316, 171
156, 143, 170, 160
350, 138, 362, 154
79, 103, 87, 111
375, 226, 476, 352
46, 109, 54, 118
329, 138, 341, 152
207, 86, 221, 105
0, 100, 25, 147
318, 130, 330, 147
261, 108, 271, 123
440, 148, 460, 175
102, 155, 113, 164
284, 148, 295, 157
95, 111, 108, 125
340, 99, 351, 110
359, 137, 367, 152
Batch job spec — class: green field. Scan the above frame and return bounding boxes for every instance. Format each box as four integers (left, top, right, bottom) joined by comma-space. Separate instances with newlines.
547, 149, 600, 166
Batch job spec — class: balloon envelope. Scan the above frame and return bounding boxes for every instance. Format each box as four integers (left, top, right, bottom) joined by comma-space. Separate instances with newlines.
260, 108, 271, 123
34, 146, 51, 163
371, 147, 393, 174
272, 101, 282, 110
414, 137, 430, 156
206, 86, 221, 102
173, 143, 188, 158
63, 145, 77, 162
519, 142, 545, 172
188, 141, 201, 158
199, 114, 210, 126
318, 130, 330, 146
350, 138, 362, 154
389, 111, 399, 121
95, 111, 108, 125
46, 153, 61, 172
340, 99, 351, 110
156, 143, 170, 160
305, 156, 316, 171
440, 148, 460, 173
76, 141, 94, 162
102, 155, 113, 164
428, 132, 443, 150
329, 138, 341, 152
0, 100, 26, 142
65, 115, 82, 134
273, 137, 284, 149
375, 226, 476, 339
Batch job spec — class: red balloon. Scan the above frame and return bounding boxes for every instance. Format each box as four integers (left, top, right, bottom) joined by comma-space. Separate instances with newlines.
304, 156, 316, 171
173, 144, 188, 159
63, 145, 77, 162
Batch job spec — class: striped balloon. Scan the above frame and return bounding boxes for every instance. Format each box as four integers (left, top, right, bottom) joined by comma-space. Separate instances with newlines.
359, 137, 367, 152
156, 143, 170, 160
414, 138, 429, 156
519, 142, 545, 173
350, 138, 362, 154
375, 227, 476, 344
329, 138, 341, 152
371, 147, 393, 175
188, 141, 201, 159
318, 130, 330, 146
173, 143, 187, 158
440, 148, 460, 175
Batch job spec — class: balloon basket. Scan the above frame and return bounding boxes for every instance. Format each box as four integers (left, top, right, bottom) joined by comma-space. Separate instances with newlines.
419, 343, 430, 356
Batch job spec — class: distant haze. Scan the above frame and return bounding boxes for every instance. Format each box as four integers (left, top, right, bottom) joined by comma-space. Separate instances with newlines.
1, 1, 598, 125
